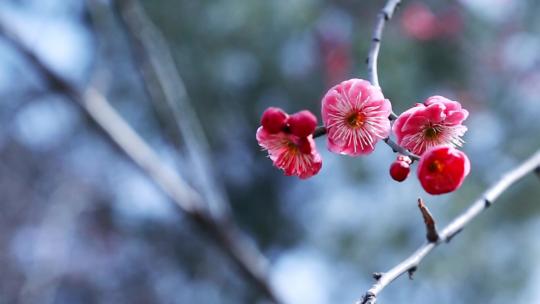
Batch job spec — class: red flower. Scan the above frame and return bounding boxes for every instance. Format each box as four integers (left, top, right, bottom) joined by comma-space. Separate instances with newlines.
321, 79, 392, 156
257, 107, 322, 179
417, 145, 470, 195
393, 95, 468, 156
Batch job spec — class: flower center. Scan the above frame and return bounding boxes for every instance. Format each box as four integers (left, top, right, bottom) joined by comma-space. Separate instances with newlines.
428, 160, 444, 173
424, 125, 441, 139
286, 140, 299, 152
346, 112, 366, 128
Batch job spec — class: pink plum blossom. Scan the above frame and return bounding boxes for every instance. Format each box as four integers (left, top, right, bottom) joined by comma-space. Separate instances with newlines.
393, 95, 468, 156
256, 127, 322, 179
321, 78, 392, 156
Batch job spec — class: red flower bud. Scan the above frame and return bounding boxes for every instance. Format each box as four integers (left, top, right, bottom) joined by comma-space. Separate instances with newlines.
288, 110, 317, 138
417, 145, 470, 195
261, 107, 288, 134
390, 160, 411, 182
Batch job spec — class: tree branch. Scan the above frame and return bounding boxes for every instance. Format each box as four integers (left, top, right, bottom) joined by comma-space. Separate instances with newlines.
365, 0, 421, 160
383, 137, 421, 161
111, 0, 231, 221
312, 126, 420, 161
0, 20, 281, 304
366, 0, 401, 120
357, 149, 540, 304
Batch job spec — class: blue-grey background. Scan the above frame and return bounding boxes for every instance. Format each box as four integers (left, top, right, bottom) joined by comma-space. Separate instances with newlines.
0, 0, 539, 303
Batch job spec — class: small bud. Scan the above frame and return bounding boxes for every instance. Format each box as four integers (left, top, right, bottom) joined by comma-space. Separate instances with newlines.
261, 107, 288, 134
288, 110, 317, 138
390, 160, 410, 182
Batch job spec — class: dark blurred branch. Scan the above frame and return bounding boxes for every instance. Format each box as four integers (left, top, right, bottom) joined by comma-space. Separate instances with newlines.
111, 0, 230, 221
106, 1, 280, 300
106, 1, 281, 300
0, 20, 281, 304
357, 149, 540, 304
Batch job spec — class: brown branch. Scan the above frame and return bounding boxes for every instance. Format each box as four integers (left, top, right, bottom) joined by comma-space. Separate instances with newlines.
0, 19, 281, 304
417, 198, 439, 243
357, 149, 540, 304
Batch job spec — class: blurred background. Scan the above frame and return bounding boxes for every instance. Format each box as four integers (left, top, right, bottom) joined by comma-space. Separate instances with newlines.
1, 0, 540, 303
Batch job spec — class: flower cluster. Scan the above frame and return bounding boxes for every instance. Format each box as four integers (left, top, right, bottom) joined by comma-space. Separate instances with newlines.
256, 78, 471, 195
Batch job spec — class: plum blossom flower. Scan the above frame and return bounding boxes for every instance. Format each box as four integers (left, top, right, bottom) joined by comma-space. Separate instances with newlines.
256, 127, 322, 179
417, 145, 470, 195
393, 95, 468, 156
321, 79, 392, 156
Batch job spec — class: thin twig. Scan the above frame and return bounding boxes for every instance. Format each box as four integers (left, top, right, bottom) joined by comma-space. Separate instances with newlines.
366, 0, 401, 120
367, 0, 419, 159
417, 198, 439, 243
0, 21, 281, 304
383, 137, 421, 161
357, 149, 540, 304
313, 126, 327, 138
312, 125, 420, 161
310, 1, 414, 161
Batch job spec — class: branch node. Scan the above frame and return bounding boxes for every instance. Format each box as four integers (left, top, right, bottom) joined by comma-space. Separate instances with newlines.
418, 198, 439, 243
358, 292, 376, 304
372, 272, 383, 281
484, 198, 492, 208
381, 11, 390, 21
534, 166, 540, 179
408, 266, 417, 280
